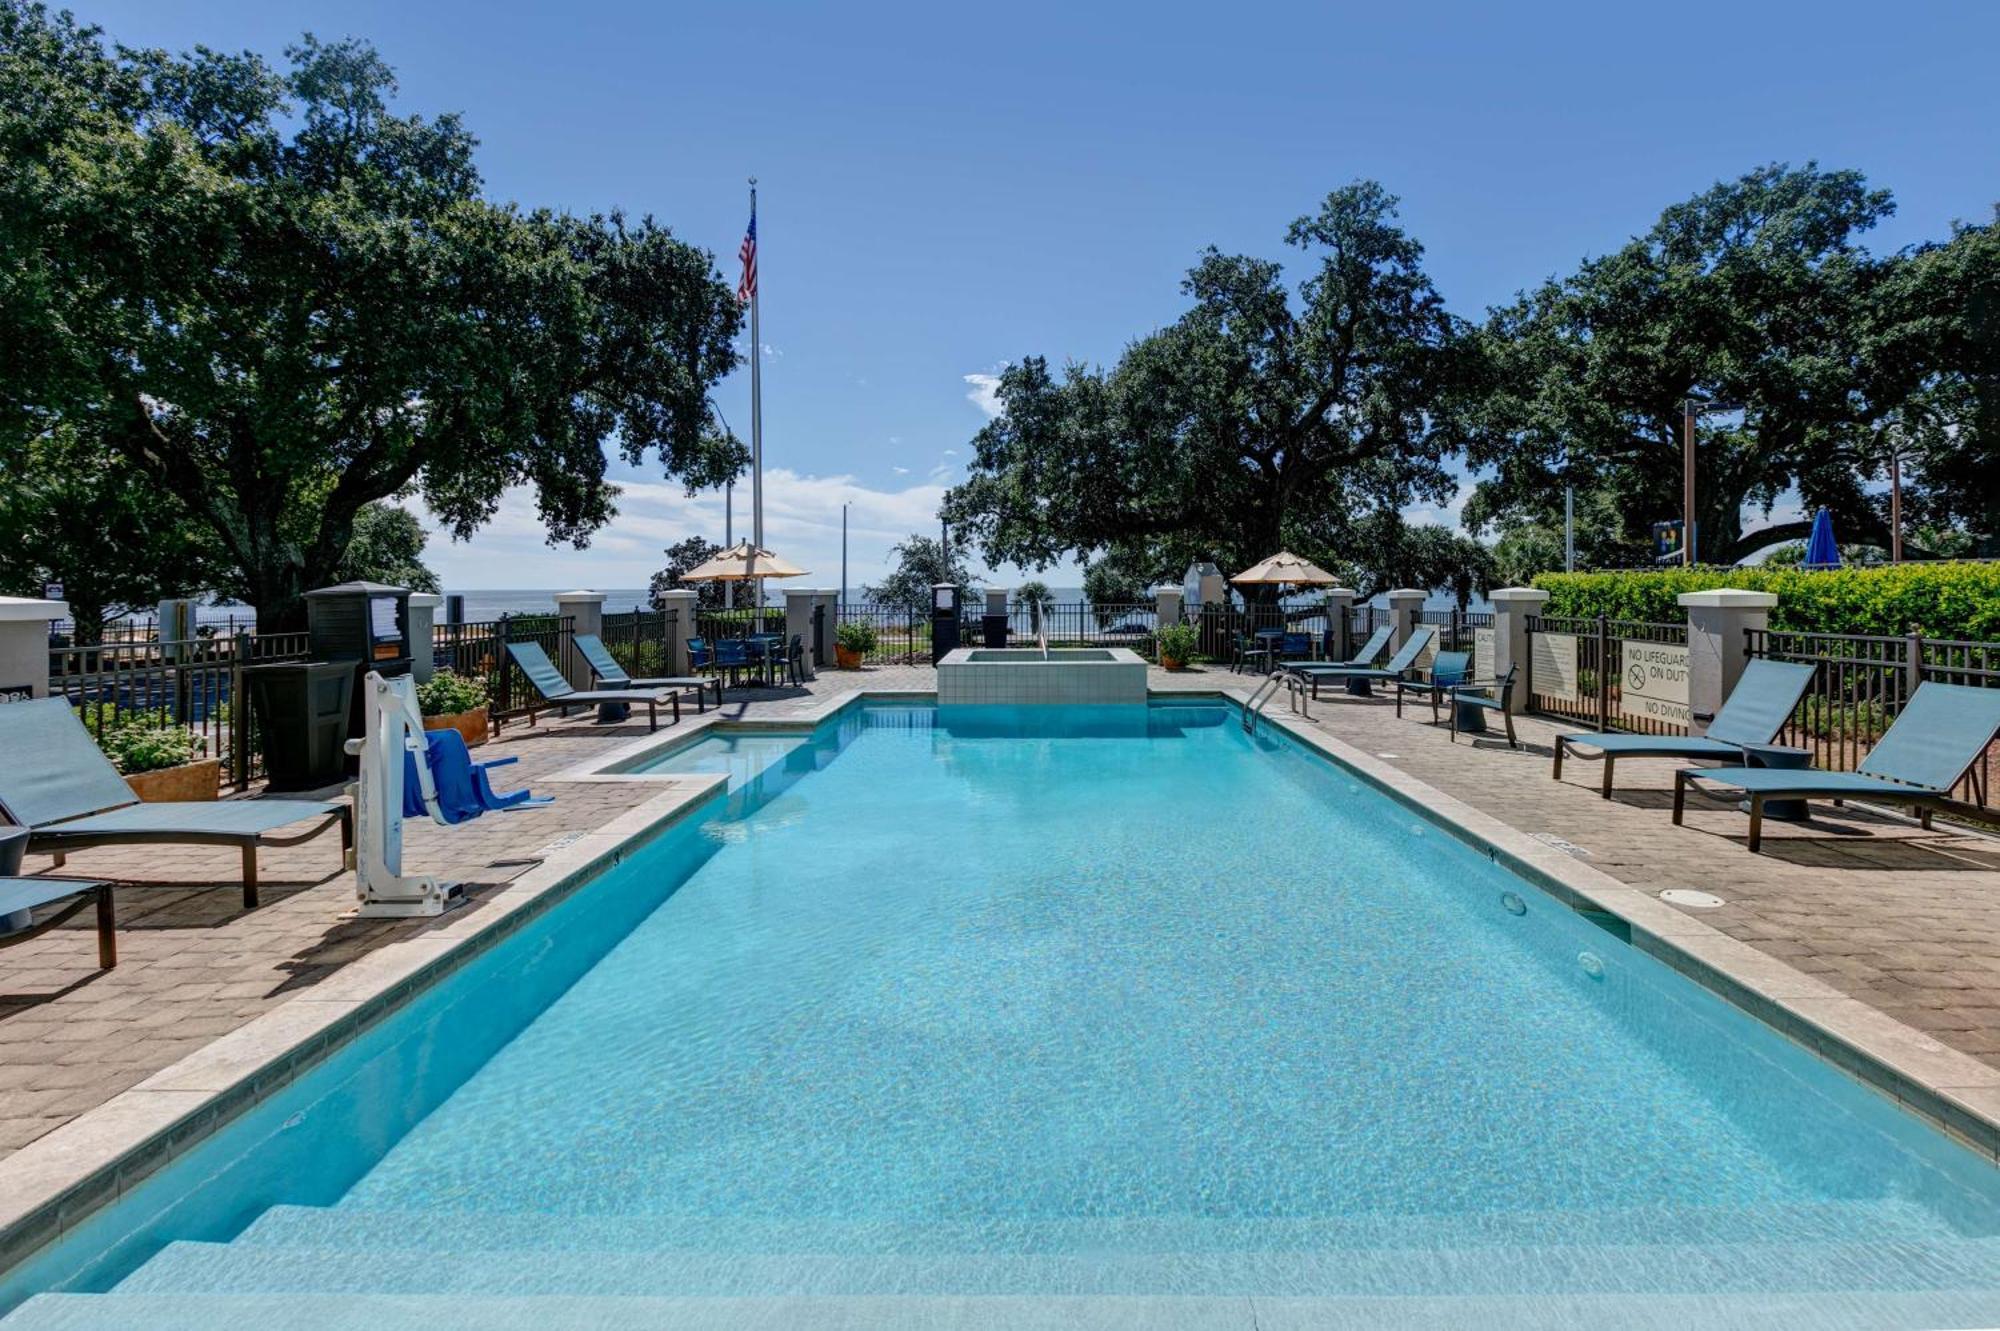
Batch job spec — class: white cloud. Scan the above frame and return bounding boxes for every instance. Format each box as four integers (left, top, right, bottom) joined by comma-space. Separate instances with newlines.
1400, 478, 1479, 531
892, 465, 910, 475
963, 372, 1004, 419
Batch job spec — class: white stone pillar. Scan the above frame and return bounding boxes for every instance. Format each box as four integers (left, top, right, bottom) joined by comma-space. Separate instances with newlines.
1385, 589, 1426, 651
552, 590, 605, 691
984, 587, 1009, 618
0, 597, 66, 700
784, 588, 823, 669
1323, 587, 1356, 660
406, 593, 443, 683
156, 597, 198, 661
653, 589, 698, 676
1679, 588, 1778, 737
1153, 585, 1184, 630
1487, 587, 1550, 700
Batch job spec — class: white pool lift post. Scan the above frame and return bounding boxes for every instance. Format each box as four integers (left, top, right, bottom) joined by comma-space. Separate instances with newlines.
345, 670, 466, 918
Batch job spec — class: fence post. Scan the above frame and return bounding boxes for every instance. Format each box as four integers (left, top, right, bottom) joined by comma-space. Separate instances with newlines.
1324, 587, 1355, 662
0, 595, 65, 701
1594, 614, 1611, 732
498, 614, 513, 717
1678, 589, 1777, 738
1486, 587, 1549, 719
552, 591, 604, 691
230, 629, 253, 791
406, 593, 442, 683
653, 590, 697, 675
1906, 630, 1923, 701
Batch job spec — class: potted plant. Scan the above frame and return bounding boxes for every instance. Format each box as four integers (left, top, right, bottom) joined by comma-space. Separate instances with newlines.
417, 670, 492, 747
1157, 622, 1199, 671
834, 620, 877, 669
89, 709, 220, 801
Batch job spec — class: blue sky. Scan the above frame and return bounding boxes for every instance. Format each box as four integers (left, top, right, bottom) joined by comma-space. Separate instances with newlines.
80, 0, 2000, 591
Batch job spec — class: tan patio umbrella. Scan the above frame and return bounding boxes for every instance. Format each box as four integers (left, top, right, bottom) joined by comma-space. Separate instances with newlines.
679, 540, 808, 583
1230, 551, 1338, 587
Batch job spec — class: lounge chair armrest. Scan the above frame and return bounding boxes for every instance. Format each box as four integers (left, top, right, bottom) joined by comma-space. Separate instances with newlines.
482, 755, 520, 769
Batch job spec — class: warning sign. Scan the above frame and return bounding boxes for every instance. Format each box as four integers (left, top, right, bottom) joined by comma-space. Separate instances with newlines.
1532, 633, 1579, 701
1621, 640, 1689, 725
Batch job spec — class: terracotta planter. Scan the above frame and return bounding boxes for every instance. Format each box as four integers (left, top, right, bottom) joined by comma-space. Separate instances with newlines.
124, 757, 222, 803
423, 706, 490, 748
1161, 656, 1187, 671
834, 645, 863, 670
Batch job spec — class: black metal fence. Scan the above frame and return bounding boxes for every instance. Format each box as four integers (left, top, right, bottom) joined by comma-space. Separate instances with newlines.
1526, 614, 1691, 737
834, 602, 930, 665
1746, 629, 1997, 810
428, 616, 575, 724
599, 609, 680, 681
47, 630, 312, 790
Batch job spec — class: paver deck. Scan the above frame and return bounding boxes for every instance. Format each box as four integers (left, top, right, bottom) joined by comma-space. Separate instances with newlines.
3, 661, 1998, 1167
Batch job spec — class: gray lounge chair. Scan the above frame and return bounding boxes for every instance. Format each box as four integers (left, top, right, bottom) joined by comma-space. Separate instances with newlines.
1554, 659, 1817, 798
1287, 625, 1439, 699
1672, 682, 2000, 852
572, 634, 723, 710
504, 641, 677, 732
1, 877, 116, 968
0, 698, 349, 908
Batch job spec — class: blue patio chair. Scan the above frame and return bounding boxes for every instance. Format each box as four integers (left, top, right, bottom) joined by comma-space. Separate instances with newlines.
1279, 632, 1313, 662
1672, 682, 2000, 852
1393, 649, 1471, 722
573, 634, 723, 710
712, 638, 751, 688
1447, 664, 1521, 748
1554, 659, 1816, 798
0, 698, 350, 909
504, 641, 677, 732
1232, 632, 1274, 675
1286, 625, 1438, 699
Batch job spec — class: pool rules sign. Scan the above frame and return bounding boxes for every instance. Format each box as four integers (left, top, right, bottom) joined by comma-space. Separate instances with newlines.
1621, 640, 1689, 725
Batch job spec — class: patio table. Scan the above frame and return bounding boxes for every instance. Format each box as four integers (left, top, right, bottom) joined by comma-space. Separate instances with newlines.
1734, 743, 1813, 821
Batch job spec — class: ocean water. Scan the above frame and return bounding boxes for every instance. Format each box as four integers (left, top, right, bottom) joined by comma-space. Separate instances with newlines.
7, 701, 1995, 1327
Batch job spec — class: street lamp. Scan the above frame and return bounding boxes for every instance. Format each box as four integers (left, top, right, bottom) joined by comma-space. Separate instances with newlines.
840, 501, 849, 616
1682, 396, 1744, 566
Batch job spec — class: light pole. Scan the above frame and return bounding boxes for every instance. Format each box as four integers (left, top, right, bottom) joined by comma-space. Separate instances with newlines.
840, 501, 849, 615
1682, 397, 1743, 566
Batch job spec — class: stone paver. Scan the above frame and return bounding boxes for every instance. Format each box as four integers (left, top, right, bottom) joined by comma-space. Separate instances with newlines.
4, 659, 1999, 1164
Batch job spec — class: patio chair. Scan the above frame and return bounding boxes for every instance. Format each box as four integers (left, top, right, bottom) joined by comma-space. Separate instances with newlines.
712, 638, 752, 688
572, 634, 723, 710
504, 642, 677, 732
1285, 625, 1392, 687
1672, 682, 2000, 853
1553, 659, 1817, 798
1393, 649, 1470, 721
1287, 625, 1438, 699
0, 876, 117, 969
1232, 632, 1274, 675
1447, 664, 1521, 748
0, 698, 349, 909
1279, 632, 1314, 662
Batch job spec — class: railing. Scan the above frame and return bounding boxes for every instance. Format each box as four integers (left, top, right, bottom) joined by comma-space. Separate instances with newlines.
430, 616, 574, 723
1747, 629, 1998, 810
695, 607, 787, 645
977, 602, 1162, 657
599, 608, 680, 681
1420, 608, 1493, 653
1195, 605, 1338, 665
48, 630, 312, 790
835, 602, 929, 665
1526, 614, 1690, 737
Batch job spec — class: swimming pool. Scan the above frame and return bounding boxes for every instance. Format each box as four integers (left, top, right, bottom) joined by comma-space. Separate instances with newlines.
4, 700, 1999, 1327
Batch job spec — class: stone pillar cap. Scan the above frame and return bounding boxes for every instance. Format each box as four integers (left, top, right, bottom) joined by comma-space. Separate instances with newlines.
0, 596, 67, 622
1678, 588, 1779, 609
553, 589, 607, 603
653, 587, 698, 600
406, 592, 443, 608
1385, 587, 1428, 601
1151, 585, 1183, 596
1322, 586, 1356, 598
1488, 587, 1553, 605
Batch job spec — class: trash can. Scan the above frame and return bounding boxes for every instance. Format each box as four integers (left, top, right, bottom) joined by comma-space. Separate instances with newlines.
244, 661, 356, 792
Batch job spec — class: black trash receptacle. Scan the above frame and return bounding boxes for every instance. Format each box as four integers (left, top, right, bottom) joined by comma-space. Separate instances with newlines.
244, 661, 356, 792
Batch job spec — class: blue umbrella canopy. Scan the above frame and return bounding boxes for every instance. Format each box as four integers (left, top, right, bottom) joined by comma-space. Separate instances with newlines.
1803, 507, 1841, 570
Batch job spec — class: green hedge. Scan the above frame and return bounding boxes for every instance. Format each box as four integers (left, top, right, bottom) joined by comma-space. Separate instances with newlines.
1530, 564, 2000, 640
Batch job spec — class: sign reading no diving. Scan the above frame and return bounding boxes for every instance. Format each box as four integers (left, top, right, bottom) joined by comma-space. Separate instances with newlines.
1621, 641, 1689, 724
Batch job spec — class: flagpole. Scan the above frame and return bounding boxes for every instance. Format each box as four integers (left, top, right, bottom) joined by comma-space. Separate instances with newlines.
748, 178, 764, 607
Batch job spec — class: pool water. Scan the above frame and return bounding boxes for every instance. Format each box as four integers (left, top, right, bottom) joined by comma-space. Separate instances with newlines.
628, 729, 810, 790
6, 701, 2000, 1328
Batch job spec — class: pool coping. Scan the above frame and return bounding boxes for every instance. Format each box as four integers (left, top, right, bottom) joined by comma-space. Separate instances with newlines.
2, 682, 1997, 1281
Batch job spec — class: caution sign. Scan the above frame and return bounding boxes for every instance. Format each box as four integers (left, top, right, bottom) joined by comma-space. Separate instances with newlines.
1621, 640, 1689, 725
1472, 627, 1494, 680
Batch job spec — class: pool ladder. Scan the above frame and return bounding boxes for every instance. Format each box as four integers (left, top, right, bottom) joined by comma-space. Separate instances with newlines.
1243, 667, 1310, 734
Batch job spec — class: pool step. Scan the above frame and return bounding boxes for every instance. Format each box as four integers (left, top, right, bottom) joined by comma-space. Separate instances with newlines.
108, 1236, 2000, 1298
235, 1198, 1959, 1254
11, 1289, 2000, 1331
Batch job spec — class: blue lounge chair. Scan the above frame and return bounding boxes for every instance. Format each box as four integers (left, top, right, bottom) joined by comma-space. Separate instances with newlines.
1673, 682, 2000, 852
0, 875, 116, 969
1554, 659, 1817, 798
1287, 625, 1439, 699
0, 698, 349, 909
572, 634, 723, 710
504, 642, 677, 732
1393, 649, 1470, 722
1275, 625, 1391, 687
401, 728, 551, 824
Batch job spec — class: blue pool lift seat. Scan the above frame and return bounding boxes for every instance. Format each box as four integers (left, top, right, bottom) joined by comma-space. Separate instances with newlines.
1553, 660, 1817, 798
401, 727, 551, 824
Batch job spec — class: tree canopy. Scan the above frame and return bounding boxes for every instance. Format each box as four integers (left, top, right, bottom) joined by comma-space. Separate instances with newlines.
649, 535, 728, 611
864, 533, 975, 608
942, 184, 1465, 598
0, 5, 744, 626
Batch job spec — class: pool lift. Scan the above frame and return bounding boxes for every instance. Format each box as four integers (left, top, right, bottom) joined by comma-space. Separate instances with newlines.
345, 670, 466, 918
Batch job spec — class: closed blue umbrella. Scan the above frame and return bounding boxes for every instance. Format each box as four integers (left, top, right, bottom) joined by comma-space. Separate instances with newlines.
1803, 506, 1841, 570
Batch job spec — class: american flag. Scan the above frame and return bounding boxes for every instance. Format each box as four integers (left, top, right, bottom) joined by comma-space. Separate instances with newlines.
737, 207, 757, 305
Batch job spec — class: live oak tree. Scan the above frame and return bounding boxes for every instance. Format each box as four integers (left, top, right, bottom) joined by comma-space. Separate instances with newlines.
864, 533, 976, 609
0, 7, 744, 628
649, 535, 727, 611
942, 184, 1464, 601
1459, 163, 1996, 564
335, 504, 441, 593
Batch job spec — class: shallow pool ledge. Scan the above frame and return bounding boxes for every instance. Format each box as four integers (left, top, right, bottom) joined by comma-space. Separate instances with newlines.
937, 646, 1147, 706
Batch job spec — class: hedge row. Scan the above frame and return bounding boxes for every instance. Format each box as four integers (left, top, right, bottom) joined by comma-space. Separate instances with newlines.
1529, 564, 2000, 641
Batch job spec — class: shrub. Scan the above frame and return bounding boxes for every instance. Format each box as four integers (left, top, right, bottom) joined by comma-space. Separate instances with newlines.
1530, 563, 2000, 640
1156, 622, 1199, 666
416, 669, 490, 717
836, 621, 878, 655
79, 706, 206, 774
